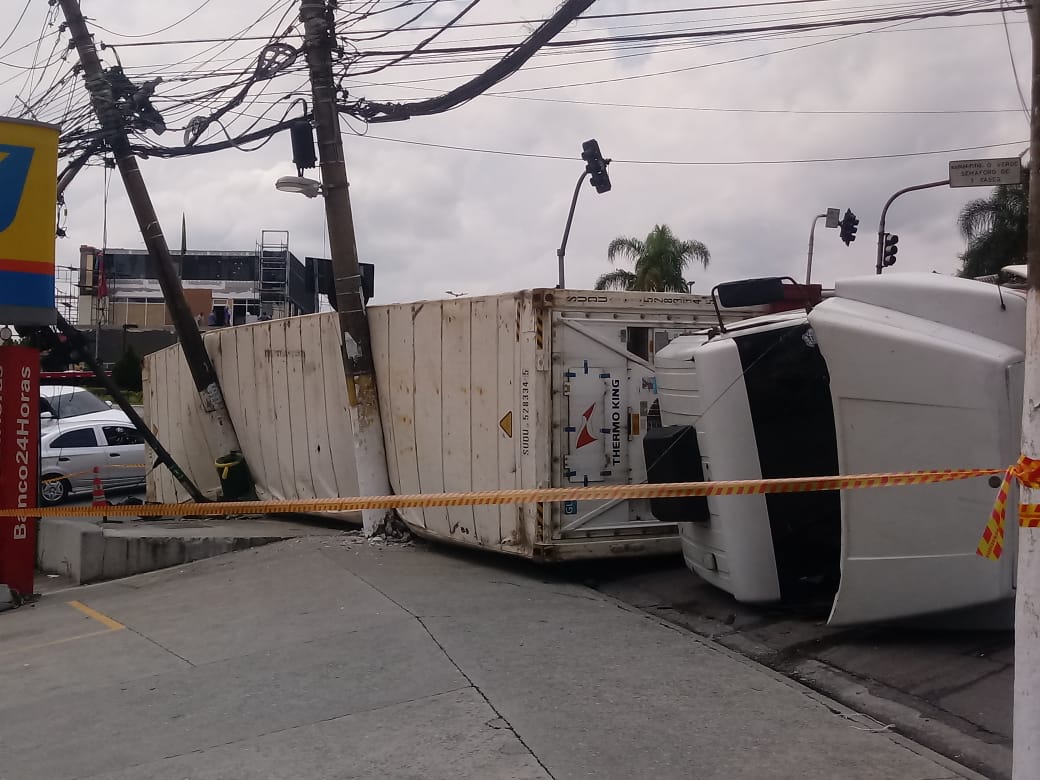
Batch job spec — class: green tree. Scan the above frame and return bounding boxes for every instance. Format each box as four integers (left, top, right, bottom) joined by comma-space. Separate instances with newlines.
594, 224, 710, 292
956, 184, 1027, 278
112, 347, 143, 392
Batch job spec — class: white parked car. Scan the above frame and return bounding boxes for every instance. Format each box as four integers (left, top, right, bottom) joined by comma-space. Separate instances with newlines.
40, 385, 129, 432
39, 418, 147, 505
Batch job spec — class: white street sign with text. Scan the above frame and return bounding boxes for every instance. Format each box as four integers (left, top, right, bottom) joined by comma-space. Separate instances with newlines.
948, 157, 1023, 188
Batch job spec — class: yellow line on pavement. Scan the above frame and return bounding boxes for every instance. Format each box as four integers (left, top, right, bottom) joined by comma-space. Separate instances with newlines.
0, 628, 114, 657
67, 600, 125, 630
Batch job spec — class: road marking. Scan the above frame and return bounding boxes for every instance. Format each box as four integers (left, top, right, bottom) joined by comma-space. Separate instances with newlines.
0, 629, 113, 657
67, 600, 125, 630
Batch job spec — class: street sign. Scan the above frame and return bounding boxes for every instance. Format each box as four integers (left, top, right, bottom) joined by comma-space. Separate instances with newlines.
0, 117, 59, 325
825, 208, 840, 229
948, 157, 1024, 188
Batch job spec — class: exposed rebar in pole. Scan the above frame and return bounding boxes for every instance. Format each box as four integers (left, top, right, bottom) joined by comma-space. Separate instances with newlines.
557, 170, 589, 288
1015, 4, 1040, 776
57, 0, 249, 494
874, 179, 949, 275
300, 0, 393, 536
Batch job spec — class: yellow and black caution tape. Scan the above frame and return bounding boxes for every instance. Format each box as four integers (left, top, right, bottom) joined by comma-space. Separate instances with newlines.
18, 459, 1040, 562
977, 455, 1040, 561
0, 467, 1005, 519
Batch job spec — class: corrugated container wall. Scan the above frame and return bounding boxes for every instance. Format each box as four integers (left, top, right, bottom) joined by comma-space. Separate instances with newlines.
143, 290, 759, 560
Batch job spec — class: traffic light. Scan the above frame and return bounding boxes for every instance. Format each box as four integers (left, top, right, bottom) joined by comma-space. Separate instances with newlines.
581, 139, 612, 193
839, 209, 859, 246
882, 233, 899, 267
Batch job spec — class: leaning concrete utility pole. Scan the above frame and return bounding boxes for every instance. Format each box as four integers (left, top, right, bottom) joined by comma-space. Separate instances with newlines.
1018, 5, 1040, 776
300, 0, 392, 535
58, 0, 248, 487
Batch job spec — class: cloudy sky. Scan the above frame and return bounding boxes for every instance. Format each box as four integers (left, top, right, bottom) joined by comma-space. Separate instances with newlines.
1, 0, 1031, 305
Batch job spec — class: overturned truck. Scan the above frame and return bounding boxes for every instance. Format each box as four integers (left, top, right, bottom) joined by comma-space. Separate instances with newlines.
143, 289, 763, 560
647, 273, 1023, 626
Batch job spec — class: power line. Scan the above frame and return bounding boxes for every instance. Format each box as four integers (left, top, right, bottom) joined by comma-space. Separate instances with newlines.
345, 133, 1031, 166
354, 0, 598, 123
0, 0, 34, 58
349, 4, 1024, 59
349, 0, 485, 77
489, 3, 986, 95
1000, 0, 1030, 122
344, 79, 1023, 117
87, 0, 218, 39
75, 0, 977, 47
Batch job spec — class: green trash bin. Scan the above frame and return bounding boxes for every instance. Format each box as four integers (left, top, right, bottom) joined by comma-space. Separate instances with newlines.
214, 452, 254, 501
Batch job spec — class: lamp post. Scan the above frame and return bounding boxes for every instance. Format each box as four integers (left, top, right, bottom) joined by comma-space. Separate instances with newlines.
557, 139, 612, 288
806, 208, 840, 285
557, 170, 589, 289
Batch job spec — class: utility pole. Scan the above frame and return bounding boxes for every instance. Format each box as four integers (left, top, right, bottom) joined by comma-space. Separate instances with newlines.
300, 0, 392, 536
58, 0, 248, 492
1017, 6, 1040, 775
51, 314, 209, 503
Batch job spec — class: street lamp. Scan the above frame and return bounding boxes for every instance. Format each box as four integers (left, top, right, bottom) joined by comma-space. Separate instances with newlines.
557, 139, 612, 289
275, 175, 322, 199
805, 208, 840, 285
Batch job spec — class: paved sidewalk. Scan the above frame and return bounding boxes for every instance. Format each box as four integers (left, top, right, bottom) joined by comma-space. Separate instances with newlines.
0, 537, 981, 780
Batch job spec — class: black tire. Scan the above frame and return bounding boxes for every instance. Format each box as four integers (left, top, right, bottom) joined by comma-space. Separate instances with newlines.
40, 475, 70, 506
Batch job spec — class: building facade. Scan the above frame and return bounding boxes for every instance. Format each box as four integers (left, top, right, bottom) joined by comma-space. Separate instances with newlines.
76, 232, 324, 329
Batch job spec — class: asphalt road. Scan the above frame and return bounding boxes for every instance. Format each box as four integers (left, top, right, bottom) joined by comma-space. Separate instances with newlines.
1, 537, 981, 780
39, 485, 1014, 778
570, 555, 1013, 780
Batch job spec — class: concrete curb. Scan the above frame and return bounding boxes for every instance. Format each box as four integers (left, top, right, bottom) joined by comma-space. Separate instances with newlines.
35, 515, 310, 584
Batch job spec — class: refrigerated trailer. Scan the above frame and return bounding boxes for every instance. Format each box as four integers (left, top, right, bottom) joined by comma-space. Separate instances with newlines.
144, 289, 762, 560
648, 273, 1023, 626
369, 289, 762, 560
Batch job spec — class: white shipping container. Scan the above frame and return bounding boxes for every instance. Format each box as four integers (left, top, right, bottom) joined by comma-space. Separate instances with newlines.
369, 289, 760, 560
142, 290, 761, 561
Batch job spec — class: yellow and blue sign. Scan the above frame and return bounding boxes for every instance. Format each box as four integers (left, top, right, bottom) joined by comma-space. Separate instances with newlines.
0, 117, 58, 325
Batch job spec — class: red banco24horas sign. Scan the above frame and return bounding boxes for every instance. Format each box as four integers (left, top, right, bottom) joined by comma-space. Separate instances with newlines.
0, 346, 39, 597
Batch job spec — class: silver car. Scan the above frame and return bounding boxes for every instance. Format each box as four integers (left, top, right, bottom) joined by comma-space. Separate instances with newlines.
40, 385, 123, 432
39, 418, 147, 505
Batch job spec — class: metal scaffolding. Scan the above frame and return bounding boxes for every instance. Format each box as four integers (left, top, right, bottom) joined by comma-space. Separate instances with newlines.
258, 230, 291, 320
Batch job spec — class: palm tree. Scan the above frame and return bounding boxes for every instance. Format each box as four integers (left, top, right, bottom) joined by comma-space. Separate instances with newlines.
595, 224, 710, 292
956, 184, 1027, 278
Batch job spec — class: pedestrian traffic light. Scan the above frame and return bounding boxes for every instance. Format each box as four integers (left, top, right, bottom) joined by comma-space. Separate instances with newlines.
882, 233, 899, 267
839, 209, 859, 246
581, 139, 612, 193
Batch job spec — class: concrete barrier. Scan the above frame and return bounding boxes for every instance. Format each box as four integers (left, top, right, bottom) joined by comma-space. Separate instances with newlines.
36, 515, 350, 584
